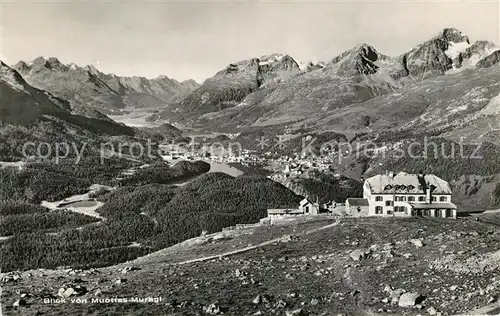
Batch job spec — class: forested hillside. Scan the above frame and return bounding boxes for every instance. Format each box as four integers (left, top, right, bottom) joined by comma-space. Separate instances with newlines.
0, 171, 301, 272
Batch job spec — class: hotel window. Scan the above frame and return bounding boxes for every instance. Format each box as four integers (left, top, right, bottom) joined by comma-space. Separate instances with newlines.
408, 196, 415, 202
375, 196, 383, 202
375, 206, 383, 214
400, 196, 406, 201
418, 196, 426, 202
432, 196, 437, 202
439, 196, 447, 202
395, 206, 407, 213
385, 201, 393, 206
387, 209, 393, 215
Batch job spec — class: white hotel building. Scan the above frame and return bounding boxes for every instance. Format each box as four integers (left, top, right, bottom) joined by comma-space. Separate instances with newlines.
361, 172, 457, 219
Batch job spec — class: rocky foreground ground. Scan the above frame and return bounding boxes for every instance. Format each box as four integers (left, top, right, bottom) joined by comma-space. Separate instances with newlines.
2, 215, 500, 316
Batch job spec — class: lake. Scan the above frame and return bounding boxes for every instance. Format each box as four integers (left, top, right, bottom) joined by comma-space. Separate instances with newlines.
108, 108, 162, 128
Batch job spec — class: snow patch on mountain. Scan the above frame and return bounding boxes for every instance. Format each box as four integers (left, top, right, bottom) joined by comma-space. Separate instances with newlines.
296, 60, 326, 72
297, 61, 308, 71
445, 41, 471, 61
259, 54, 284, 66
447, 44, 500, 74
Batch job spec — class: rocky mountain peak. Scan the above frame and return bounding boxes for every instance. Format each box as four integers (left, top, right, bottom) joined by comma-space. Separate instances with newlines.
353, 43, 379, 59
13, 60, 31, 74
470, 40, 497, 52
450, 40, 499, 69
216, 53, 299, 78
440, 28, 470, 44
299, 60, 326, 72
180, 79, 200, 90
85, 64, 101, 75
477, 50, 500, 68
172, 53, 302, 115
327, 43, 383, 76
259, 53, 285, 61
156, 74, 171, 80
181, 78, 198, 85
258, 53, 300, 72
400, 28, 472, 77
28, 56, 67, 71
46, 57, 63, 65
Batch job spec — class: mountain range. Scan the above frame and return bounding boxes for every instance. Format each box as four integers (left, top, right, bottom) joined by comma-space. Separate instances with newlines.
13, 57, 199, 115
0, 60, 139, 160
143, 28, 500, 143
2, 27, 500, 148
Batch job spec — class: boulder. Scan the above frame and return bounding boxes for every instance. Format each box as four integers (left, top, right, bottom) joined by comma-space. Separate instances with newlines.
286, 309, 304, 316
390, 289, 405, 304
120, 266, 140, 274
205, 302, 221, 315
398, 292, 423, 307
13, 299, 27, 307
410, 239, 424, 248
58, 286, 87, 298
276, 299, 287, 308
253, 294, 271, 304
281, 235, 295, 243
349, 249, 370, 261
2, 274, 20, 282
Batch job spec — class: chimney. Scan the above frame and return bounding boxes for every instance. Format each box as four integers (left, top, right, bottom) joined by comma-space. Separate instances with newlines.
426, 187, 431, 204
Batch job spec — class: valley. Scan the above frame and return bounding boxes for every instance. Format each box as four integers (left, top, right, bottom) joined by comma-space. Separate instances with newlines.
2, 23, 500, 316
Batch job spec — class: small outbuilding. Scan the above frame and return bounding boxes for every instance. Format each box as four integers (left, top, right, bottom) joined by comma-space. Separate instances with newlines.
299, 197, 320, 215
345, 198, 369, 217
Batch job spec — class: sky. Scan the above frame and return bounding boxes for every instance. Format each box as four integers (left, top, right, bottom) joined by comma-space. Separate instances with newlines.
1, 0, 499, 83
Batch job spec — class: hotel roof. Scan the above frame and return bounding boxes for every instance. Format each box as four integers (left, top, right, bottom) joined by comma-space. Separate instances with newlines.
365, 172, 452, 194
346, 198, 369, 206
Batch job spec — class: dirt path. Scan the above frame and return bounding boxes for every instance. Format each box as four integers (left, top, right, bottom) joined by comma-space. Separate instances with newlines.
174, 219, 342, 266
462, 300, 500, 315
126, 219, 341, 267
